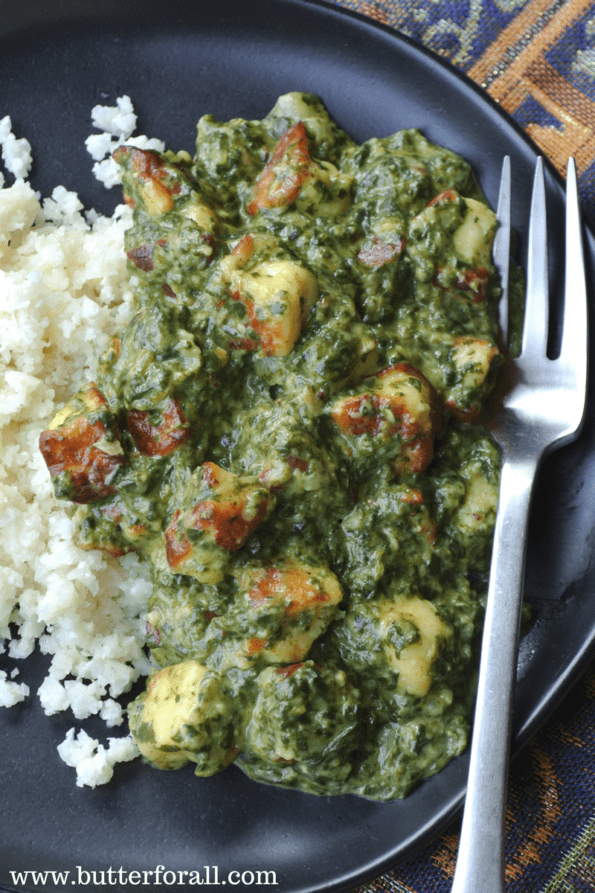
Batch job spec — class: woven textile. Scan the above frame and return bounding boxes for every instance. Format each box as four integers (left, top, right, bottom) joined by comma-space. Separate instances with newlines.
326, 1, 595, 891
332, 0, 595, 223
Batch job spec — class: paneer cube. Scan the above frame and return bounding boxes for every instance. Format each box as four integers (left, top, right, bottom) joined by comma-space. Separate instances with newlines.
455, 472, 499, 536
114, 147, 180, 216
407, 190, 497, 296
39, 383, 125, 504
164, 462, 274, 584
236, 560, 344, 666
447, 335, 500, 420
126, 398, 191, 457
219, 233, 319, 357
452, 196, 498, 266
247, 121, 352, 217
375, 595, 451, 697
180, 200, 218, 232
231, 258, 318, 356
295, 158, 353, 217
248, 122, 312, 213
130, 661, 238, 774
329, 362, 438, 475
114, 146, 218, 229
423, 190, 497, 267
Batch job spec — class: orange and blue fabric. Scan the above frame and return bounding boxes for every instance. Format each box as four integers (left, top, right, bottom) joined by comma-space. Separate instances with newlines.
327, 1, 595, 891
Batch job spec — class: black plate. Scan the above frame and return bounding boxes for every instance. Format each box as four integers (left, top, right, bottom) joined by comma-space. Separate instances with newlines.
1, 1, 594, 891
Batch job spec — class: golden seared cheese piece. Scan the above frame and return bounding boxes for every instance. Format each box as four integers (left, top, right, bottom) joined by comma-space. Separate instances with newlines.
329, 362, 439, 475
235, 560, 344, 667
220, 233, 319, 357
164, 462, 274, 585
265, 91, 354, 163
247, 120, 352, 217
446, 335, 500, 420
407, 189, 497, 300
113, 146, 218, 228
125, 397, 191, 457
375, 595, 452, 697
39, 383, 125, 504
130, 661, 238, 774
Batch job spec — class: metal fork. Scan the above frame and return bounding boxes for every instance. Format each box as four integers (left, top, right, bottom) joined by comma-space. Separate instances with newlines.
451, 157, 588, 893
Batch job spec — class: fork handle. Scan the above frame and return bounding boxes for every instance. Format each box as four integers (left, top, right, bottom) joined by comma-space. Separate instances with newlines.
451, 453, 538, 893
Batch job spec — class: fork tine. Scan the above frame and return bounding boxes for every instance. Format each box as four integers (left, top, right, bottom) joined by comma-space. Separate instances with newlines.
493, 156, 511, 345
522, 157, 549, 359
452, 155, 588, 893
560, 158, 587, 386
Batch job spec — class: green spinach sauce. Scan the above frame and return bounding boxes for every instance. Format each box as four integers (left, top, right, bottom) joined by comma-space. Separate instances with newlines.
40, 93, 504, 800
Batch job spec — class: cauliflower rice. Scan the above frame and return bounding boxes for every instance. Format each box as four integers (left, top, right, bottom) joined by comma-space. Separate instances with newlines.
0, 98, 163, 787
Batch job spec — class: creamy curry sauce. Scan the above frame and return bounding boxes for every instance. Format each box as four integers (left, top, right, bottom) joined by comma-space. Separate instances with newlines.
39, 93, 503, 799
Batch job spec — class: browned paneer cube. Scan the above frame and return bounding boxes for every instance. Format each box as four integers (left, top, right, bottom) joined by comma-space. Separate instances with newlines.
220, 232, 319, 357
434, 264, 490, 304
126, 398, 191, 457
232, 258, 318, 356
329, 362, 439, 475
247, 121, 352, 218
39, 384, 125, 504
113, 146, 218, 227
113, 147, 180, 216
247, 122, 312, 214
164, 462, 274, 584
235, 559, 344, 667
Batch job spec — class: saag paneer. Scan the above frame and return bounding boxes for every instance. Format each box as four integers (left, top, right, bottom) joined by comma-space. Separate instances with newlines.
40, 93, 504, 799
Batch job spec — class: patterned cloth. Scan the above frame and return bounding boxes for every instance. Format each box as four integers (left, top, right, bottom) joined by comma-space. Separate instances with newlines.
333, 0, 595, 223
326, 1, 595, 891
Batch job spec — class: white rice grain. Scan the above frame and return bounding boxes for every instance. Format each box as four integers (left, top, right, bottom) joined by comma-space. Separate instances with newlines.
0, 103, 154, 786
